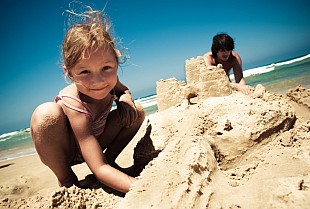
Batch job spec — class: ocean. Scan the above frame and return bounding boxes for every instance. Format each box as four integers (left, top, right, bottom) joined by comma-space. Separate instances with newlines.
231, 54, 310, 94
0, 54, 309, 162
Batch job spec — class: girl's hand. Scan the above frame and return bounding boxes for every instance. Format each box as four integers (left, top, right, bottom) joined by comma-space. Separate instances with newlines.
116, 91, 138, 128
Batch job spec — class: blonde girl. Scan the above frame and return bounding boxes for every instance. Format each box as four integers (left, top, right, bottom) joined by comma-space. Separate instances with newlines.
30, 8, 145, 193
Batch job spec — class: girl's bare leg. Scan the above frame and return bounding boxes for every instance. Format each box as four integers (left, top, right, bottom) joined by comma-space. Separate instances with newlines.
99, 102, 146, 168
30, 102, 78, 187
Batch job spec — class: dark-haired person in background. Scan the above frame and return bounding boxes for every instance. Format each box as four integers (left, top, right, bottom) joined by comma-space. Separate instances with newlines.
203, 33, 253, 94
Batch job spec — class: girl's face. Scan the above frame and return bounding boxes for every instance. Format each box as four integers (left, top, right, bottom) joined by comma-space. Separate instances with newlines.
216, 49, 232, 62
69, 46, 118, 100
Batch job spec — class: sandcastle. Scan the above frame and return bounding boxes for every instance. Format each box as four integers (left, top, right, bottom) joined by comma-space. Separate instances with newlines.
156, 56, 232, 111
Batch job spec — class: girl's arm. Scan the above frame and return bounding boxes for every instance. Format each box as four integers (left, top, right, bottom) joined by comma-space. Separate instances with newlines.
114, 77, 138, 127
114, 77, 129, 96
67, 109, 135, 193
78, 133, 135, 193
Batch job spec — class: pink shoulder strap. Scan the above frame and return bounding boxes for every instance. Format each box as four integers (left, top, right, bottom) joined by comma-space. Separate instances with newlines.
55, 93, 93, 117
93, 96, 114, 123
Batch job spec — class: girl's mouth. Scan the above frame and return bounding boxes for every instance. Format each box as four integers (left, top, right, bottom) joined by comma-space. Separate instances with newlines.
89, 85, 108, 91
91, 88, 105, 91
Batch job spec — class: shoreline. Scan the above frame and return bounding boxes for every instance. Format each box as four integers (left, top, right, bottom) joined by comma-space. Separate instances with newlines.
0, 152, 37, 164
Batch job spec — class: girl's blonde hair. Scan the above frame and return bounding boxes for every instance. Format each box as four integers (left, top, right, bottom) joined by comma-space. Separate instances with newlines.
62, 4, 123, 78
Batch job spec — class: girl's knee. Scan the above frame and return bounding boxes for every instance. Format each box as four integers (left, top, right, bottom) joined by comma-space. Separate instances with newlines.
31, 102, 66, 139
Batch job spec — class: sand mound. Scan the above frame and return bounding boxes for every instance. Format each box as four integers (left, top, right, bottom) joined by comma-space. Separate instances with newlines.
287, 85, 310, 108
117, 84, 310, 209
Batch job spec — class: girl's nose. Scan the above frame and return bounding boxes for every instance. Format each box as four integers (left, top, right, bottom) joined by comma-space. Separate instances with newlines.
91, 73, 105, 83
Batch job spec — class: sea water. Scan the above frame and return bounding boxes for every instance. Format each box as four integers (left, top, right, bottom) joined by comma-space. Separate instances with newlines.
230, 54, 310, 93
0, 128, 36, 161
1, 54, 309, 161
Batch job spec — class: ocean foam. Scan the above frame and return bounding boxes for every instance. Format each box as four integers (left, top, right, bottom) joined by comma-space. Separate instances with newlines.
230, 53, 310, 80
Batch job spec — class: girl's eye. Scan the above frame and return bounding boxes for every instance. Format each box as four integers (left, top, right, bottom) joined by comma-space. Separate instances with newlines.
102, 66, 111, 71
79, 70, 90, 75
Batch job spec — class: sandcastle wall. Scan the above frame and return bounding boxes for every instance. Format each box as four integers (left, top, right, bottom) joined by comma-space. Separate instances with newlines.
156, 56, 232, 111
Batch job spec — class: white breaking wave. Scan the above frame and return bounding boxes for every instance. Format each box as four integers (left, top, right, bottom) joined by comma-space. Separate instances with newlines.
0, 131, 20, 140
111, 94, 158, 112
135, 95, 157, 108
0, 128, 30, 142
230, 53, 310, 80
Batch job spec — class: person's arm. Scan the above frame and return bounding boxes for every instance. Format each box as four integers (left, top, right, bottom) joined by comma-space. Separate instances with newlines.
203, 52, 214, 67
238, 77, 247, 85
67, 109, 135, 193
114, 77, 138, 127
231, 52, 246, 84
230, 52, 254, 94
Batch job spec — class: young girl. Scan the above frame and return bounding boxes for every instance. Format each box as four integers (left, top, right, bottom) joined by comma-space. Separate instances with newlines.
30, 9, 145, 193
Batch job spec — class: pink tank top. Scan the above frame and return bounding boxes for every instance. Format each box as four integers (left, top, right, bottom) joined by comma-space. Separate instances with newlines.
55, 92, 116, 138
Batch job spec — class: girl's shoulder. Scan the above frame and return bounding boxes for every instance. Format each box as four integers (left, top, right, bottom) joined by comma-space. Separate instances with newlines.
61, 84, 79, 96
56, 84, 92, 116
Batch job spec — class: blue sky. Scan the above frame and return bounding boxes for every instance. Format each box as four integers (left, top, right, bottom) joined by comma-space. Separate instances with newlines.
1, 0, 310, 134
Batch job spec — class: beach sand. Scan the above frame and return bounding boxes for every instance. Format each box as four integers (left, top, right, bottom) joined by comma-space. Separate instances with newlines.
1, 60, 310, 208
